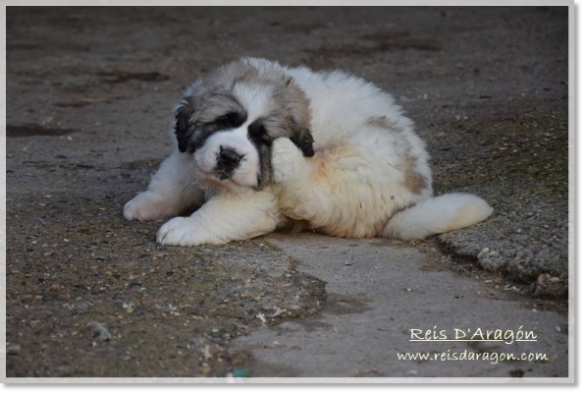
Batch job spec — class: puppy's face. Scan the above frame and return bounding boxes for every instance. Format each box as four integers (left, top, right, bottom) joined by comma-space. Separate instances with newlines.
174, 59, 314, 190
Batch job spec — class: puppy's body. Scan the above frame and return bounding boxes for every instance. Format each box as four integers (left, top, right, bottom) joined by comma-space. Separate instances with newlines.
124, 58, 493, 245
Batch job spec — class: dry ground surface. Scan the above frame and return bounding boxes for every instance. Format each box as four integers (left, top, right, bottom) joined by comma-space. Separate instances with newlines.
6, 6, 569, 378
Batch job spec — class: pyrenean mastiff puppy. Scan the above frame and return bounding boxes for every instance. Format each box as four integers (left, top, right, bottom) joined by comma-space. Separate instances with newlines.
124, 58, 493, 246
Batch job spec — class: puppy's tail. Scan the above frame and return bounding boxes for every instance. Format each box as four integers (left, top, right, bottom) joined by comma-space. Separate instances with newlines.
383, 193, 493, 241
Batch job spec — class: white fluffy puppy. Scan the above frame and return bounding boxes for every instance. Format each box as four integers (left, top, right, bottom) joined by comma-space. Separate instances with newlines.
124, 58, 493, 246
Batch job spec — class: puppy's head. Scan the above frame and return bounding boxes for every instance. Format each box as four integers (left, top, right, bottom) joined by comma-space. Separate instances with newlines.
174, 58, 313, 190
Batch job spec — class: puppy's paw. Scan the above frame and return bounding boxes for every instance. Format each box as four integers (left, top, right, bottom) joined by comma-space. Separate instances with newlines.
272, 138, 305, 183
157, 217, 206, 246
124, 191, 170, 221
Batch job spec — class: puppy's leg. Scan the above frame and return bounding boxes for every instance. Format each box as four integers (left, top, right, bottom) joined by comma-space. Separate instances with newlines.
124, 152, 205, 221
272, 138, 316, 218
272, 138, 349, 230
157, 188, 282, 246
272, 138, 311, 182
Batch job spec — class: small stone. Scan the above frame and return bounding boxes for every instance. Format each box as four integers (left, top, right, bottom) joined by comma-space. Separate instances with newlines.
88, 322, 112, 341
204, 345, 212, 360
509, 369, 525, 377
121, 301, 135, 313
75, 300, 91, 312
256, 313, 267, 324
555, 324, 569, 334
7, 344, 21, 355
272, 307, 286, 317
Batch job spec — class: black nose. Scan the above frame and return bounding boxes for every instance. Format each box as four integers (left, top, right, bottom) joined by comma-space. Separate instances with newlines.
216, 146, 243, 178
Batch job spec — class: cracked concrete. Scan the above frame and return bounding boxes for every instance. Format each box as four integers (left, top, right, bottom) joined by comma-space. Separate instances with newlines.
232, 234, 568, 378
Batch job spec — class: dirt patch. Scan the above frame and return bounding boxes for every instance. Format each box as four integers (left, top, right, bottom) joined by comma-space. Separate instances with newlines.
8, 42, 91, 52
359, 28, 440, 51
7, 124, 77, 138
54, 102, 93, 108
305, 29, 439, 62
54, 98, 115, 108
117, 159, 162, 171
6, 190, 327, 377
230, 355, 302, 377
323, 293, 371, 315
96, 70, 170, 84
283, 22, 332, 35
353, 369, 383, 377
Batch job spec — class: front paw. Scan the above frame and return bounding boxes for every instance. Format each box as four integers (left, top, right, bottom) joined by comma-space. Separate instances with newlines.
124, 191, 170, 221
272, 138, 305, 183
157, 217, 205, 246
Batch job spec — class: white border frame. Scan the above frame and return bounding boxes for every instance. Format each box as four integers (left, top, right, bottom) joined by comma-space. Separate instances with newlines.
0, 0, 575, 384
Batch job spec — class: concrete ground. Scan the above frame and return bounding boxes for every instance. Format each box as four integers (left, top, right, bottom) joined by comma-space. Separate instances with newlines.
6, 6, 569, 378
234, 234, 568, 378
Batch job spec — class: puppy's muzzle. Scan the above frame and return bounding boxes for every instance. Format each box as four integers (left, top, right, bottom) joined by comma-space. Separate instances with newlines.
216, 146, 244, 179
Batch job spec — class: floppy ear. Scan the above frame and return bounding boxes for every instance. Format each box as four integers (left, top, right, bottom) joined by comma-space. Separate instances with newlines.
289, 119, 315, 157
174, 99, 195, 153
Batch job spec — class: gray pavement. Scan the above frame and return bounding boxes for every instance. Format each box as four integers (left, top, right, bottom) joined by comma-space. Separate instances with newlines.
234, 234, 568, 377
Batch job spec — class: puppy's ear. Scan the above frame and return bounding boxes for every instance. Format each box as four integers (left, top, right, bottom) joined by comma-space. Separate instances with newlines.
289, 118, 315, 157
174, 99, 195, 153
290, 128, 315, 157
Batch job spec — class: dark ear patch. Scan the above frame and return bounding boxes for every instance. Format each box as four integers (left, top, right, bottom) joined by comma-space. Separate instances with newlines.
289, 118, 315, 157
174, 100, 195, 153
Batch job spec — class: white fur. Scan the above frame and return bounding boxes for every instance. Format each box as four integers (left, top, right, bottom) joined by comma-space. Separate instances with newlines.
383, 193, 495, 241
124, 58, 493, 245
124, 150, 205, 221
156, 187, 282, 246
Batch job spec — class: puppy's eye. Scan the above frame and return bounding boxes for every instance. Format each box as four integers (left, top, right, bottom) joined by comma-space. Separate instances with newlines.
248, 122, 270, 144
207, 112, 245, 129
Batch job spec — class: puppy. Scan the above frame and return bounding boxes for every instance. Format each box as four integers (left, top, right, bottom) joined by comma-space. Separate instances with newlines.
124, 58, 493, 246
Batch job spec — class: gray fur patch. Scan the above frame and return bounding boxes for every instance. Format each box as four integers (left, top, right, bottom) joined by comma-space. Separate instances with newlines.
174, 58, 314, 187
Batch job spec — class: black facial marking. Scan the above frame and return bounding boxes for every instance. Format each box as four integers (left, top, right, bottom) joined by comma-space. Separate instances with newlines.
206, 111, 247, 130
248, 119, 271, 146
245, 119, 273, 189
255, 143, 273, 189
174, 94, 248, 154
174, 100, 196, 153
